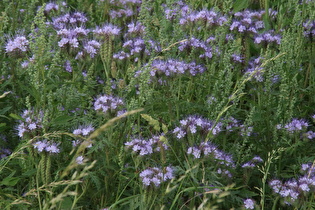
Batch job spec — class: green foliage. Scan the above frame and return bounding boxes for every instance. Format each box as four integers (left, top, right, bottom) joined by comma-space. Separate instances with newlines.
1, 0, 315, 209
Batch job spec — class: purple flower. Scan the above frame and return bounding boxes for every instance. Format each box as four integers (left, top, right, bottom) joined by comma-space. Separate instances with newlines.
93, 24, 121, 37
33, 140, 48, 152
303, 20, 315, 39
76, 155, 84, 164
33, 140, 60, 154
94, 94, 125, 115
244, 199, 255, 209
16, 109, 44, 138
45, 142, 60, 154
254, 30, 281, 45
187, 141, 236, 168
280, 118, 309, 133
64, 60, 72, 72
125, 135, 168, 156
139, 166, 174, 187
125, 138, 153, 156
230, 10, 266, 35
5, 35, 29, 56
244, 57, 264, 82
242, 156, 263, 168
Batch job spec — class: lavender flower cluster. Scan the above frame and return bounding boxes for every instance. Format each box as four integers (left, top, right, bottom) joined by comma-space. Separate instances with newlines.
125, 135, 168, 156
303, 20, 315, 39
109, 0, 141, 19
270, 162, 315, 205
139, 166, 174, 187
241, 156, 263, 168
17, 109, 43, 138
172, 115, 222, 139
243, 198, 255, 209
163, 1, 190, 21
47, 11, 106, 60
254, 30, 281, 45
187, 141, 236, 169
178, 37, 216, 59
72, 124, 94, 147
179, 9, 228, 29
277, 118, 309, 133
125, 21, 145, 38
33, 139, 60, 154
5, 35, 29, 56
149, 59, 206, 78
230, 10, 265, 34
244, 57, 264, 82
93, 94, 125, 115
51, 12, 88, 30
93, 24, 121, 38
113, 38, 160, 62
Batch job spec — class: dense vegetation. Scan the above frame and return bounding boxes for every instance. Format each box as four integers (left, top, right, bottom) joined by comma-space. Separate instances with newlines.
1, 0, 315, 209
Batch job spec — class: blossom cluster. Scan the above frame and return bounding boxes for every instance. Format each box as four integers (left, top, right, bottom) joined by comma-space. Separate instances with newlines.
125, 135, 168, 156
109, 0, 141, 19
50, 11, 104, 59
33, 139, 60, 154
5, 35, 29, 56
17, 109, 43, 138
150, 59, 206, 78
51, 12, 88, 30
94, 94, 125, 115
230, 10, 265, 34
270, 162, 315, 205
277, 118, 309, 133
243, 198, 255, 209
254, 30, 281, 45
163, 1, 190, 20
179, 9, 228, 29
187, 141, 236, 168
72, 124, 94, 147
125, 21, 145, 38
113, 38, 160, 62
173, 115, 222, 139
303, 20, 315, 39
139, 166, 174, 187
242, 156, 264, 168
244, 57, 264, 82
178, 37, 216, 59
93, 24, 121, 37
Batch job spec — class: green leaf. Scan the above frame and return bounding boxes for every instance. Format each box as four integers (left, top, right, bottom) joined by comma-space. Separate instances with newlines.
51, 115, 73, 125
233, 0, 249, 12
1, 177, 20, 186
0, 106, 12, 115
59, 197, 73, 209
9, 113, 23, 120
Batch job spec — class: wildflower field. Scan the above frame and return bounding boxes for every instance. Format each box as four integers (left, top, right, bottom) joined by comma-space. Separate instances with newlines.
1, 0, 315, 209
